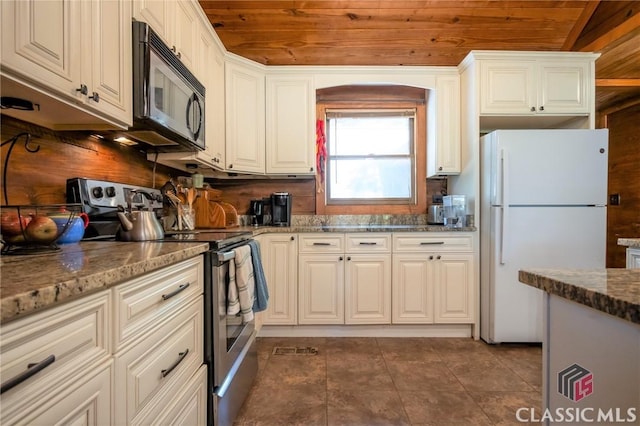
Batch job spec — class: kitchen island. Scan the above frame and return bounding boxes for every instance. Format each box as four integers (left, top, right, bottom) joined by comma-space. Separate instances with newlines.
519, 269, 639, 424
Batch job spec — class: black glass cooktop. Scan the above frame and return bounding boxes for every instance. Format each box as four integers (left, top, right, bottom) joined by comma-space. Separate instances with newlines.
162, 230, 252, 249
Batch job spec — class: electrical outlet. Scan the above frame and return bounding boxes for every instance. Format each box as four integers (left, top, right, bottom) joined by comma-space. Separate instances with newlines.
609, 193, 620, 206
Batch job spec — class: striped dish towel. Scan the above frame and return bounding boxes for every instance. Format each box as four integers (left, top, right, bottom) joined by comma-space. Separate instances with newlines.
227, 244, 255, 322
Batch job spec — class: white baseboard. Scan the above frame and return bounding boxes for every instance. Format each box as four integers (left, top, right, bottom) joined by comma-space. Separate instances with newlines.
257, 324, 473, 338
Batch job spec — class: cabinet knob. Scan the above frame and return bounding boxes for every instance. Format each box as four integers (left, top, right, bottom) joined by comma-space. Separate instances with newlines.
339, 256, 343, 261
171, 45, 177, 53
76, 84, 88, 96
228, 164, 233, 169
539, 106, 545, 111
290, 236, 295, 241
530, 106, 536, 112
438, 166, 443, 171
310, 167, 314, 172
347, 256, 351, 261
437, 255, 441, 260
176, 52, 182, 59
89, 92, 100, 103
429, 255, 434, 260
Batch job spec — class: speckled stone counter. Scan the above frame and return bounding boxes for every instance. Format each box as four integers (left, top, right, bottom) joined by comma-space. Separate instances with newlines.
618, 238, 640, 248
518, 268, 640, 324
0, 241, 209, 324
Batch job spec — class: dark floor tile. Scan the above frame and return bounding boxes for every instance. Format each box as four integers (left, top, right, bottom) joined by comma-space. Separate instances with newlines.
448, 358, 535, 392
376, 337, 442, 362
385, 359, 465, 391
489, 345, 543, 389
399, 390, 493, 425
234, 384, 326, 426
325, 337, 381, 356
430, 338, 499, 363
256, 354, 326, 388
327, 352, 394, 390
327, 389, 410, 426
470, 391, 543, 425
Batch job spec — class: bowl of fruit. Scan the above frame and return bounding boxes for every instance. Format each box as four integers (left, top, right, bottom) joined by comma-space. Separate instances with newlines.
1, 204, 84, 255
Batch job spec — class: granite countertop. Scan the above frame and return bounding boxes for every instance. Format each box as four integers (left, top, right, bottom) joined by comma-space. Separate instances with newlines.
0, 241, 209, 324
618, 238, 640, 248
245, 224, 476, 234
519, 268, 640, 325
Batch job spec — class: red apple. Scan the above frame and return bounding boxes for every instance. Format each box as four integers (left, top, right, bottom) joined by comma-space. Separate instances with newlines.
1, 212, 31, 236
25, 215, 58, 243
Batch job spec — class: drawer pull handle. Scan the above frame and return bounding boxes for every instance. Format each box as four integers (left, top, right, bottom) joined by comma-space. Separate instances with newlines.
420, 241, 445, 245
312, 242, 331, 246
161, 349, 189, 378
358, 242, 377, 245
1, 355, 55, 394
162, 283, 190, 301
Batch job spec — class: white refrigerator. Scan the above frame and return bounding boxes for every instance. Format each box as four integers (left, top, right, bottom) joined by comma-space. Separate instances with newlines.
480, 129, 608, 343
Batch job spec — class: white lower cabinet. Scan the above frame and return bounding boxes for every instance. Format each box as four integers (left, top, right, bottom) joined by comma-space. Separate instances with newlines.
298, 233, 392, 325
392, 234, 474, 324
260, 233, 299, 325
0, 255, 206, 425
0, 291, 112, 425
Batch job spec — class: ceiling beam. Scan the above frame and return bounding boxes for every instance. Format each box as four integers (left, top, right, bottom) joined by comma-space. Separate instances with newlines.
596, 79, 640, 87
562, 1, 600, 51
573, 2, 640, 52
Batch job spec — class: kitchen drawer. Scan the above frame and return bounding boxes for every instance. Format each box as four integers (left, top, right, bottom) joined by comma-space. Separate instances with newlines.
0, 291, 110, 406
392, 233, 474, 252
346, 233, 391, 252
114, 296, 203, 425
132, 364, 207, 426
298, 233, 345, 253
113, 256, 204, 351
2, 360, 113, 426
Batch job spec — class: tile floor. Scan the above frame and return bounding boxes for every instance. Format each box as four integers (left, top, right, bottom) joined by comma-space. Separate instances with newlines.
234, 337, 542, 426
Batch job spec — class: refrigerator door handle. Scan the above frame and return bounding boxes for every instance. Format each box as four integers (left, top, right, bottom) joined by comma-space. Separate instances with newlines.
500, 149, 509, 265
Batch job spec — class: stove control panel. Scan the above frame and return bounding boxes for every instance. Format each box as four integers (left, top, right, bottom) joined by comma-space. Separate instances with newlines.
66, 178, 163, 214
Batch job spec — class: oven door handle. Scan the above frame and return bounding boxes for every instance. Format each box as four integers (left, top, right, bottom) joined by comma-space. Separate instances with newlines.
218, 250, 236, 263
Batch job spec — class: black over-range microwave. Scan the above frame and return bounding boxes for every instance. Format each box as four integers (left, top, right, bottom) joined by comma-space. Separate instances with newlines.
127, 21, 205, 152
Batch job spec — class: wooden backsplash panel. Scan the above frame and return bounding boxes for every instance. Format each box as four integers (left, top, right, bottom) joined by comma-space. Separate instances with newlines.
0, 116, 175, 205
606, 103, 640, 267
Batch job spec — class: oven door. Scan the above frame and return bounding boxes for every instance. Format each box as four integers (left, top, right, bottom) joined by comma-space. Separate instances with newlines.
205, 244, 256, 389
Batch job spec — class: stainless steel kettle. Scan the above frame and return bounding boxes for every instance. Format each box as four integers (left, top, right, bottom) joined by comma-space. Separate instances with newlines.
116, 190, 164, 241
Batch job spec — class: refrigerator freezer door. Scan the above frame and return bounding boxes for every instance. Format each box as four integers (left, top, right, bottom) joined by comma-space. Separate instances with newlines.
487, 129, 608, 206
484, 205, 606, 343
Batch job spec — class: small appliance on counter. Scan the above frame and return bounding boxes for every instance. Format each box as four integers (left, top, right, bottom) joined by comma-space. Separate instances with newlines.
443, 195, 466, 228
427, 204, 444, 225
249, 199, 265, 226
270, 192, 292, 226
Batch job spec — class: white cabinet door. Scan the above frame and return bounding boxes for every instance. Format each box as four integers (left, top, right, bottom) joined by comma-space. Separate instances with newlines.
225, 58, 266, 174
433, 253, 474, 323
202, 29, 226, 169
538, 61, 589, 114
428, 75, 461, 176
132, 0, 174, 45
1, 0, 81, 97
298, 254, 344, 324
173, 0, 198, 74
82, 0, 132, 126
480, 60, 537, 114
345, 254, 391, 324
261, 234, 298, 325
265, 75, 316, 175
392, 255, 433, 323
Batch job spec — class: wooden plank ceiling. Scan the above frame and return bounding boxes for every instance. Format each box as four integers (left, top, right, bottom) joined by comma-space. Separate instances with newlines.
199, 0, 640, 111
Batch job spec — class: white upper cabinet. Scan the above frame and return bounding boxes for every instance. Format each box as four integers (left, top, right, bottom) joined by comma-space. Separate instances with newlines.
201, 27, 227, 170
477, 54, 593, 116
427, 74, 461, 176
225, 55, 266, 174
132, 0, 173, 44
1, 0, 132, 129
82, 0, 132, 125
265, 74, 316, 175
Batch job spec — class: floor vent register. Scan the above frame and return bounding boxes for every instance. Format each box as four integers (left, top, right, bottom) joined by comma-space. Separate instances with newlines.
272, 346, 318, 356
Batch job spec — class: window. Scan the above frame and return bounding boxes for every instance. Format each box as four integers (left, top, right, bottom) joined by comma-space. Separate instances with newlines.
326, 109, 416, 204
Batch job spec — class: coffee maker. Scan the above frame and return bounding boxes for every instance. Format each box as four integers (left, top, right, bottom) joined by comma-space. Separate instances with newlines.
270, 192, 292, 226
